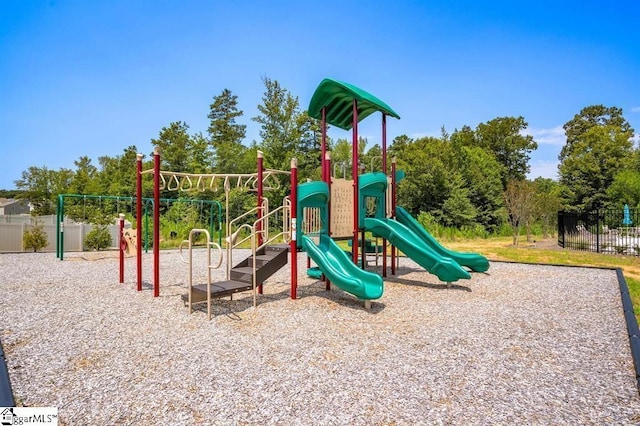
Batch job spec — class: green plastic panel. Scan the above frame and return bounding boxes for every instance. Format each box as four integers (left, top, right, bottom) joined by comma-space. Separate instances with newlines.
395, 206, 489, 272
301, 234, 383, 300
308, 78, 400, 130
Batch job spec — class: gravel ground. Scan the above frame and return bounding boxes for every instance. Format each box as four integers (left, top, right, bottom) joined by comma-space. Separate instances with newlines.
1, 250, 639, 425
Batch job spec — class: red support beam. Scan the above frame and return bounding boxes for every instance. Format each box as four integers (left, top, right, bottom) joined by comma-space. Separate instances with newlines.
136, 153, 143, 291
153, 147, 160, 297
119, 214, 125, 284
290, 158, 298, 299
321, 107, 327, 182
257, 150, 264, 247
325, 151, 332, 291
257, 151, 264, 294
391, 157, 397, 275
352, 99, 359, 265
382, 113, 388, 277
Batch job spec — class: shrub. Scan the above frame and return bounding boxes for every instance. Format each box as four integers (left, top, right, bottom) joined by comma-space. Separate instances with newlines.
614, 245, 627, 254
84, 226, 112, 251
23, 223, 48, 252
574, 241, 590, 251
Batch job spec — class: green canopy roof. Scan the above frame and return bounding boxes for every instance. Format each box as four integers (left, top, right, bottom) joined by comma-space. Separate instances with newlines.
308, 78, 400, 130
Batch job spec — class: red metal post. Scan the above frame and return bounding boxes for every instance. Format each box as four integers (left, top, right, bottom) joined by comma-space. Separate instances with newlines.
119, 214, 125, 284
391, 157, 397, 275
257, 150, 264, 247
382, 114, 388, 277
352, 99, 359, 265
321, 107, 327, 182
153, 147, 161, 297
136, 153, 143, 292
325, 151, 332, 291
290, 158, 298, 299
257, 151, 264, 294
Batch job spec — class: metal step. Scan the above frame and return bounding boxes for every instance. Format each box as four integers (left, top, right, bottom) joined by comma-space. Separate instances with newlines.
182, 280, 253, 304
265, 244, 289, 253
230, 245, 290, 284
248, 254, 280, 267
230, 267, 255, 283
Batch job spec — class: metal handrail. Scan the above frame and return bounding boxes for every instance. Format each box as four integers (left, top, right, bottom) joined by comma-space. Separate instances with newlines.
226, 199, 268, 280
249, 202, 291, 307
178, 228, 223, 320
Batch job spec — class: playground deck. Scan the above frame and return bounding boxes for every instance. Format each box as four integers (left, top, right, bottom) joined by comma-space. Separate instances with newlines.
1, 250, 639, 424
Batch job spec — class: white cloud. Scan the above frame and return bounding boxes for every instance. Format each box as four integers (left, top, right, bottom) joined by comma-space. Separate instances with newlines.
630, 106, 640, 113
522, 125, 565, 146
408, 132, 432, 140
527, 160, 559, 181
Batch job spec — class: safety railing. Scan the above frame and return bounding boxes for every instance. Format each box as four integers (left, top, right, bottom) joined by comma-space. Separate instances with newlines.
179, 229, 224, 320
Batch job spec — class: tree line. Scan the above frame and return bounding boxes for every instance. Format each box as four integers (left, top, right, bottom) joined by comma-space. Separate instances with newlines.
9, 78, 637, 243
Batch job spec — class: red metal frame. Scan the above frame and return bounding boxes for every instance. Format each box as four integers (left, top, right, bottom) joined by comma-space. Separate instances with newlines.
119, 214, 125, 284
153, 147, 160, 297
352, 99, 359, 265
382, 114, 388, 276
290, 158, 298, 299
391, 157, 397, 275
321, 107, 327, 182
257, 151, 264, 247
325, 151, 331, 291
257, 151, 264, 294
136, 154, 143, 291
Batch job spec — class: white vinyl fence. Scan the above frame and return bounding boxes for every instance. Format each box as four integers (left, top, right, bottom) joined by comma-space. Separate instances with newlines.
0, 214, 122, 253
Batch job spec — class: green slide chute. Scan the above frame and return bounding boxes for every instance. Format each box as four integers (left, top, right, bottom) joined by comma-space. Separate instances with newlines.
301, 234, 383, 300
395, 206, 490, 272
364, 217, 471, 282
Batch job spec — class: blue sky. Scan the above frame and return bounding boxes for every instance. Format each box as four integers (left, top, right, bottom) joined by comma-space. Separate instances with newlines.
1, 0, 639, 190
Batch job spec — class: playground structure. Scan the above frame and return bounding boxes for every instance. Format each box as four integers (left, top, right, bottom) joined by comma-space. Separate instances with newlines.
120, 78, 489, 318
129, 149, 294, 308
293, 78, 489, 306
56, 193, 222, 260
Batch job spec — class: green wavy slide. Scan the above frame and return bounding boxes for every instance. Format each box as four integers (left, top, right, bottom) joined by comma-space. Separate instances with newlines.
395, 206, 490, 273
300, 234, 383, 300
364, 217, 471, 282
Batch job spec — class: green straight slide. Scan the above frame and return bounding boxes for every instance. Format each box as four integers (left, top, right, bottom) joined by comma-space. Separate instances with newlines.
395, 206, 490, 272
301, 234, 383, 300
364, 217, 471, 282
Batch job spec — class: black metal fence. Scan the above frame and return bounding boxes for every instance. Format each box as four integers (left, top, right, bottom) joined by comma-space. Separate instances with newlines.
558, 208, 640, 255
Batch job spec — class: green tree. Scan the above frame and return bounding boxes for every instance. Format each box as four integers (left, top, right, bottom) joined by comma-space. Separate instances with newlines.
533, 177, 562, 238
189, 133, 214, 174
362, 143, 383, 173
389, 134, 413, 159
503, 179, 536, 245
296, 111, 323, 181
97, 146, 143, 197
437, 173, 477, 228
70, 156, 100, 195
475, 116, 538, 188
450, 125, 476, 148
208, 89, 247, 173
332, 138, 352, 179
606, 170, 640, 208
151, 121, 212, 173
15, 166, 72, 215
456, 145, 505, 231
560, 105, 633, 163
395, 137, 451, 217
252, 77, 313, 171
558, 125, 635, 210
